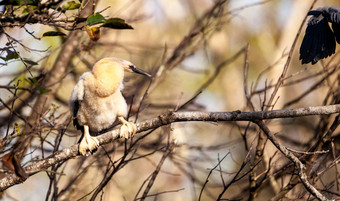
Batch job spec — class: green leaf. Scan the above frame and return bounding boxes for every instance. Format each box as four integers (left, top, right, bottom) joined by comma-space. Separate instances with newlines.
23, 58, 38, 65
22, 5, 37, 15
42, 31, 66, 37
26, 77, 38, 86
102, 18, 133, 29
5, 50, 19, 61
26, 75, 43, 86
61, 1, 81, 11
86, 13, 105, 26
38, 87, 51, 94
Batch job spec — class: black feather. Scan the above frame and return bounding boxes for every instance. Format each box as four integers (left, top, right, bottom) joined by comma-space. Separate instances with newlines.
300, 7, 340, 65
73, 100, 83, 131
332, 23, 340, 44
300, 18, 335, 64
72, 99, 85, 145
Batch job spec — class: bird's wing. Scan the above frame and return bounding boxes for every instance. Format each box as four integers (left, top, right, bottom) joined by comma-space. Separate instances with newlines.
332, 22, 340, 44
321, 7, 340, 44
300, 16, 335, 64
69, 73, 89, 131
329, 8, 340, 44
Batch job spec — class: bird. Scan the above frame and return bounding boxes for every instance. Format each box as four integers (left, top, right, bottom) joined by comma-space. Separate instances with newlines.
69, 57, 151, 155
299, 6, 340, 65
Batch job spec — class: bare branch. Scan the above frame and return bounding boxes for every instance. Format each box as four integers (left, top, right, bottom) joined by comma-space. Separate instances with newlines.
0, 104, 339, 191
253, 120, 331, 201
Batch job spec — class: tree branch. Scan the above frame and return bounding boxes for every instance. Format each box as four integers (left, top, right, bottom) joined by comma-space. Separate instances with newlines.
253, 120, 330, 201
0, 104, 339, 191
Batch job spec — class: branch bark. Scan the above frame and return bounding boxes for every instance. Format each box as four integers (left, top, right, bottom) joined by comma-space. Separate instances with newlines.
0, 104, 339, 192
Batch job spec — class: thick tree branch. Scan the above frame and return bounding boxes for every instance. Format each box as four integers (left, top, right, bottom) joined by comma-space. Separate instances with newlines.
0, 104, 339, 191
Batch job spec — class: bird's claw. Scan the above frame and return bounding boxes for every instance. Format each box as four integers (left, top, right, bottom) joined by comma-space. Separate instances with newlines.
119, 121, 137, 139
79, 130, 99, 156
87, 136, 99, 151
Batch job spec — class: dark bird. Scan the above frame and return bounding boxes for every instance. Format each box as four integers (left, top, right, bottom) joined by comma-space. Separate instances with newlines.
300, 7, 340, 64
69, 58, 151, 155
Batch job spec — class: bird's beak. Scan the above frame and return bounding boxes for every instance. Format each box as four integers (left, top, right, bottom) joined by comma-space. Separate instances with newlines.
129, 65, 152, 77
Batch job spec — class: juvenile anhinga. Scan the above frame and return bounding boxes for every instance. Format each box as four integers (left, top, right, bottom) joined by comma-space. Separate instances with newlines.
300, 7, 340, 64
69, 58, 151, 155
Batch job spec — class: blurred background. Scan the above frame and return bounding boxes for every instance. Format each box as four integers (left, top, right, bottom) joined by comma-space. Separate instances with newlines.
0, 0, 340, 200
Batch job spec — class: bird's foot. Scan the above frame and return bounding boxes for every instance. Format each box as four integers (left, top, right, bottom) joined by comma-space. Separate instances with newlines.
118, 117, 137, 139
79, 135, 99, 156
79, 125, 100, 156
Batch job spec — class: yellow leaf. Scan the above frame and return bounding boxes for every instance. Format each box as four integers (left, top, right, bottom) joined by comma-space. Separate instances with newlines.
85, 26, 101, 41
14, 123, 22, 136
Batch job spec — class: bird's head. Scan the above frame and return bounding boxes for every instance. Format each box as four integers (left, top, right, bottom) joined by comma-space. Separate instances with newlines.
91, 57, 151, 96
93, 57, 151, 80
117, 59, 152, 77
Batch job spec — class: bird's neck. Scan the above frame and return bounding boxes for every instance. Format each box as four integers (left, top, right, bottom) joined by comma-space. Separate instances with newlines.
92, 62, 124, 97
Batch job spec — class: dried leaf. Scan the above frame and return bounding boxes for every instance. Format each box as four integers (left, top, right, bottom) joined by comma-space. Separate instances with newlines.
2, 153, 28, 178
